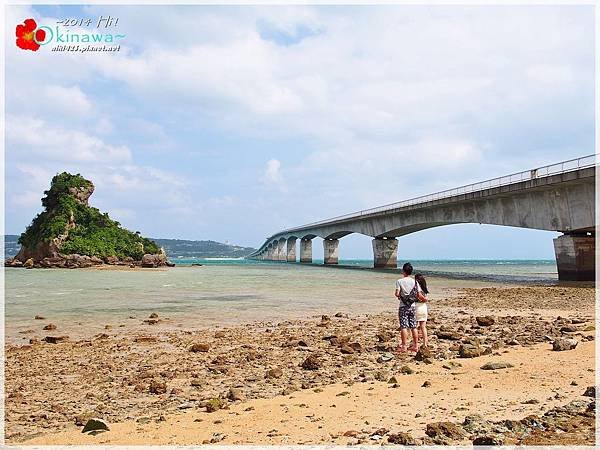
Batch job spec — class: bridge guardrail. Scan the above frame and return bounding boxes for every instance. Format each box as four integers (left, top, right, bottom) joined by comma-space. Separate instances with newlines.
254, 154, 596, 253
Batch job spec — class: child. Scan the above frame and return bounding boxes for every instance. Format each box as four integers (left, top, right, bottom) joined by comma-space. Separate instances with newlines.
414, 273, 429, 348
394, 262, 424, 353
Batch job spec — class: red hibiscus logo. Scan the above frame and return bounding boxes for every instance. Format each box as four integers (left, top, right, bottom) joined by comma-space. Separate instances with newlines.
16, 18, 46, 51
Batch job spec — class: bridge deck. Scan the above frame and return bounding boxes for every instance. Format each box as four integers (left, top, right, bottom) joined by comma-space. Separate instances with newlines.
251, 154, 596, 255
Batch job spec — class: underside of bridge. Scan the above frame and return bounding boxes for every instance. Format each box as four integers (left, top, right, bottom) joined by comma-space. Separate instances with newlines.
250, 163, 596, 281
253, 229, 595, 281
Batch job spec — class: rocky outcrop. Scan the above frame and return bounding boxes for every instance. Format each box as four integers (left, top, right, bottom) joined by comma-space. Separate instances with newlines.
6, 172, 172, 269
141, 249, 170, 268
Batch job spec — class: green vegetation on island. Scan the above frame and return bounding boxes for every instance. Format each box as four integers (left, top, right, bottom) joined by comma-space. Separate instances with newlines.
7, 172, 164, 268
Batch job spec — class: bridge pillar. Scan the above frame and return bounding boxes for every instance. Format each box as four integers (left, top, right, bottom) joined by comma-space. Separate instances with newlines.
300, 238, 312, 263
323, 239, 339, 265
286, 238, 297, 262
553, 233, 595, 281
276, 240, 286, 261
372, 237, 398, 268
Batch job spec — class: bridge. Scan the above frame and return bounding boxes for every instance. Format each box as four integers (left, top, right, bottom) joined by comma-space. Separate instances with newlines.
248, 155, 597, 281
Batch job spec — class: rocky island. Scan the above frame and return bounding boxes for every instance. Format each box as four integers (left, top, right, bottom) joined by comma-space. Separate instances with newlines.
5, 172, 172, 269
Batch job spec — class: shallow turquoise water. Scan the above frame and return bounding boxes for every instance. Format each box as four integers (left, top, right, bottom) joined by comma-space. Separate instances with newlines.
172, 258, 558, 282
4, 260, 555, 344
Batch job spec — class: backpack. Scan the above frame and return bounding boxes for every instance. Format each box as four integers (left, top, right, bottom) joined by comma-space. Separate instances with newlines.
400, 281, 419, 307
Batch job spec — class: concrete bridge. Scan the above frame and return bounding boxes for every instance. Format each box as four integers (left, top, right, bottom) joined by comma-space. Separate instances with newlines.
248, 155, 596, 281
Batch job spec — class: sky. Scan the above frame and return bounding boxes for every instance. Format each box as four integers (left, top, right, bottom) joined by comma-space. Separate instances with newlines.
4, 4, 595, 259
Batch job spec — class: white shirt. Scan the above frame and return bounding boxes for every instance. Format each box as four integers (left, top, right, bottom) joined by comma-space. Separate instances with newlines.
395, 276, 422, 296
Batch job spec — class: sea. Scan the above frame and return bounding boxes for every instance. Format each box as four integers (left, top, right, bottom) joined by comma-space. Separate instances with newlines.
4, 258, 557, 344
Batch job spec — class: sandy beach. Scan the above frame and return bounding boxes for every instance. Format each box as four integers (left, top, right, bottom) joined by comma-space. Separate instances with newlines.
5, 283, 596, 445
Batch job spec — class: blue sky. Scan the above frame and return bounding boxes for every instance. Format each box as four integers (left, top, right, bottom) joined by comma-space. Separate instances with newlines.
5, 5, 595, 259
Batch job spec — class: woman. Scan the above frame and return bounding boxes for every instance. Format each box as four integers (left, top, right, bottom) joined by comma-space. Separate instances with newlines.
414, 273, 429, 348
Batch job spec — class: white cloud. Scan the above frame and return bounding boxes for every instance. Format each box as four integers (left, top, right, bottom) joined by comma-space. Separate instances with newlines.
6, 115, 132, 164
261, 159, 283, 185
43, 85, 93, 116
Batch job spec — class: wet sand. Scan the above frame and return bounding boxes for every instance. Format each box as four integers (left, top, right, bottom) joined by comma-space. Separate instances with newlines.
5, 284, 596, 445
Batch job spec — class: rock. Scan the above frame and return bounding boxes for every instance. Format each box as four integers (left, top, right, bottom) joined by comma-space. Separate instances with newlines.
459, 344, 492, 358
522, 399, 539, 404
480, 361, 514, 370
301, 354, 321, 370
149, 312, 159, 319
340, 345, 355, 354
210, 432, 226, 443
214, 331, 226, 338
266, 368, 283, 379
143, 319, 160, 325
400, 365, 414, 375
141, 252, 168, 268
148, 380, 167, 394
189, 343, 210, 352
39, 256, 67, 268
334, 312, 344, 317
42, 335, 68, 344
474, 383, 482, 388
462, 414, 485, 430
34, 315, 46, 320
42, 323, 57, 330
473, 435, 503, 445
583, 386, 595, 398
442, 361, 462, 370
376, 331, 394, 342
387, 376, 399, 384
228, 388, 245, 402
415, 346, 432, 361
377, 352, 394, 363
552, 338, 578, 351
134, 336, 157, 343
74, 413, 94, 426
205, 398, 224, 413
343, 430, 360, 437
4, 258, 23, 267
436, 330, 462, 340
387, 431, 416, 445
560, 325, 578, 333
349, 342, 362, 352
476, 316, 495, 326
90, 256, 103, 265
425, 422, 466, 439
24, 258, 34, 269
317, 315, 331, 327
81, 418, 109, 433
373, 370, 388, 381
329, 335, 350, 347
422, 380, 432, 388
